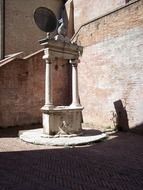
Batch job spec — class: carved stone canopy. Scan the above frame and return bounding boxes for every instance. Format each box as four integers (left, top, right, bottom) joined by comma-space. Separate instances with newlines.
40, 38, 83, 60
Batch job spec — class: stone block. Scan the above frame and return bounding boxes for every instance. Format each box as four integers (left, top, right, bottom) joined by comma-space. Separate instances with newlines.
41, 106, 83, 135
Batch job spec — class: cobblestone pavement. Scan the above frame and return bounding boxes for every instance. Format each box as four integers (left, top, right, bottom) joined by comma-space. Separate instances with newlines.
0, 126, 143, 190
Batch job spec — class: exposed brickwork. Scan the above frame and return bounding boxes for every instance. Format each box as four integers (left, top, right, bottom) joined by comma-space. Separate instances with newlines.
77, 0, 143, 47
0, 52, 44, 127
53, 59, 72, 106
75, 0, 143, 132
73, 0, 125, 31
1, 0, 143, 133
0, 53, 71, 127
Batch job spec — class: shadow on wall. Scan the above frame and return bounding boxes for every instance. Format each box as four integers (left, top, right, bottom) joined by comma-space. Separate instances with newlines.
114, 100, 143, 134
114, 100, 129, 132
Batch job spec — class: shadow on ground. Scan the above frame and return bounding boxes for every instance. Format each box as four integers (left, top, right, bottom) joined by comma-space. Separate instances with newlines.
0, 124, 41, 138
0, 125, 102, 138
0, 127, 143, 190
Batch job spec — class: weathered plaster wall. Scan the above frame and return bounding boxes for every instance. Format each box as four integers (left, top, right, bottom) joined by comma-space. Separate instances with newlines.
75, 0, 143, 131
5, 0, 63, 56
0, 53, 71, 127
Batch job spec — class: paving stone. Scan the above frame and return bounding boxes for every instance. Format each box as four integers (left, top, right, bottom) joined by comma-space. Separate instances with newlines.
0, 127, 143, 190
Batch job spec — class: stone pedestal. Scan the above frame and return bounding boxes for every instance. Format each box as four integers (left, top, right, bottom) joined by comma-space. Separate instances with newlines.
40, 39, 83, 135
41, 106, 82, 135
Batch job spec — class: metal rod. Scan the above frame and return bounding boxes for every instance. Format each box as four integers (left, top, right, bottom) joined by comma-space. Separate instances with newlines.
71, 0, 140, 41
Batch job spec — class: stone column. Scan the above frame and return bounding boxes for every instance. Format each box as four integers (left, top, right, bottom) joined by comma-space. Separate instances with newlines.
41, 50, 54, 135
70, 59, 81, 107
44, 59, 53, 108
42, 47, 54, 109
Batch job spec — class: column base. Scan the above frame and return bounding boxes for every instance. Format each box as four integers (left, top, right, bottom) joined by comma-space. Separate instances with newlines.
41, 104, 54, 111
69, 103, 83, 108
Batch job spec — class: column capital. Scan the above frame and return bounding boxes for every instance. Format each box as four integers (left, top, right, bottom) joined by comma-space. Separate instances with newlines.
43, 56, 56, 64
45, 59, 52, 64
43, 48, 50, 60
42, 48, 55, 62
69, 59, 80, 67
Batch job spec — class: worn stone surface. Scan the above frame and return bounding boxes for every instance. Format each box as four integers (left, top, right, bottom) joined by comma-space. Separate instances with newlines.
40, 39, 83, 135
42, 39, 83, 60
42, 106, 83, 135
19, 128, 107, 146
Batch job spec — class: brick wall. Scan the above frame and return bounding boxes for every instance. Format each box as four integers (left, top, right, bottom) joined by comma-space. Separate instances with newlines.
73, 0, 125, 31
0, 53, 71, 127
74, 0, 143, 131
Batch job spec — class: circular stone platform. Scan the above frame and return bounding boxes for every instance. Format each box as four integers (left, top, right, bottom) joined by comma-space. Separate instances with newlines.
19, 128, 107, 146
